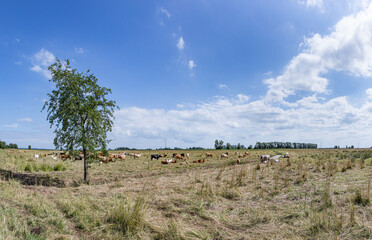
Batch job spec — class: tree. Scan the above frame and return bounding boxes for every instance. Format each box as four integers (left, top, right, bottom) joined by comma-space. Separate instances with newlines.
28, 145, 31, 150
214, 139, 224, 149
0, 140, 6, 149
43, 59, 118, 182
226, 142, 231, 149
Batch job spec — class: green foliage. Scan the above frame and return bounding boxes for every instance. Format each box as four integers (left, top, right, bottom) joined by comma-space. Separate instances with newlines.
0, 140, 18, 149
42, 59, 118, 181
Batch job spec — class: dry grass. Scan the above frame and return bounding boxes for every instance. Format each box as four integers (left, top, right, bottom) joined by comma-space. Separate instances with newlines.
0, 148, 371, 239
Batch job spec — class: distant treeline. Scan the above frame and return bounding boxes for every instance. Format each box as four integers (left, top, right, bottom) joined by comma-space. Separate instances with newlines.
114, 146, 206, 151
214, 140, 252, 149
0, 140, 18, 149
115, 147, 138, 151
254, 142, 317, 149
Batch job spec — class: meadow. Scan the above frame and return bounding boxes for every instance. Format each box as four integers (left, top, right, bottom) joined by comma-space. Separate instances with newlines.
0, 148, 371, 239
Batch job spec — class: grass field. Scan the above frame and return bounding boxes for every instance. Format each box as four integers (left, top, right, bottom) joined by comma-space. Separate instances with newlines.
0, 148, 371, 239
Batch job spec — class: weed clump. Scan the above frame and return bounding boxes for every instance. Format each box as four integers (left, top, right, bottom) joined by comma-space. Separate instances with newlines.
108, 197, 148, 237
353, 189, 370, 206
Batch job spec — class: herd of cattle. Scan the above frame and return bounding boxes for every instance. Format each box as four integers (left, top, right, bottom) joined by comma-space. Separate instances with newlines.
32, 151, 291, 165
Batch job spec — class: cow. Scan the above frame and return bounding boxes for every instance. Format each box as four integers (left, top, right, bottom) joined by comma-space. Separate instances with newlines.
151, 154, 167, 161
193, 159, 205, 163
258, 155, 270, 163
238, 154, 245, 158
244, 152, 249, 155
220, 152, 229, 159
174, 154, 183, 160
237, 159, 241, 164
133, 153, 142, 159
161, 158, 176, 164
173, 153, 185, 158
99, 156, 114, 164
33, 154, 39, 159
205, 152, 213, 158
283, 152, 290, 158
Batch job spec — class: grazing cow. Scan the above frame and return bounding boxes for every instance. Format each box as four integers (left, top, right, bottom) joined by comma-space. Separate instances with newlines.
244, 152, 249, 155
186, 153, 190, 158
283, 152, 289, 158
34, 154, 39, 159
133, 153, 142, 159
174, 154, 183, 160
151, 154, 166, 161
258, 155, 270, 163
220, 152, 229, 159
238, 154, 245, 158
237, 159, 241, 164
205, 152, 213, 157
193, 159, 205, 163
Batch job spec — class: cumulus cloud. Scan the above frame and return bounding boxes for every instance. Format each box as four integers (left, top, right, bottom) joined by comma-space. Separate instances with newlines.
265, 2, 372, 102
177, 37, 185, 50
367, 88, 372, 99
112, 93, 372, 148
109, 3, 372, 149
30, 48, 55, 79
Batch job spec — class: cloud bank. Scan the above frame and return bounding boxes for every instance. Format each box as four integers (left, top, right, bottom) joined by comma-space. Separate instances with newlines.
111, 3, 372, 149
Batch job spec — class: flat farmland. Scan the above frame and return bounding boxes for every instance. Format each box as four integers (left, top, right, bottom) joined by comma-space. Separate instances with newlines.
0, 149, 371, 239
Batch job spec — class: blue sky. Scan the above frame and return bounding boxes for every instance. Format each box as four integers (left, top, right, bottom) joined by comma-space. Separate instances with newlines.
1, 0, 372, 149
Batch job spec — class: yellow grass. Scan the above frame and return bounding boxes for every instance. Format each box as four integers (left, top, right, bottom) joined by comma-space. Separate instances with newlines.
0, 148, 371, 239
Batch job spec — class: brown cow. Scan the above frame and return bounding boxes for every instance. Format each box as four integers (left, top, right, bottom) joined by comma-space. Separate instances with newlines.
237, 159, 241, 164
193, 159, 205, 163
174, 154, 183, 160
205, 152, 213, 157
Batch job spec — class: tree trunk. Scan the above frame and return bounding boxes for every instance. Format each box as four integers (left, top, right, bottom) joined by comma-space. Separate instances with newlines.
83, 147, 88, 183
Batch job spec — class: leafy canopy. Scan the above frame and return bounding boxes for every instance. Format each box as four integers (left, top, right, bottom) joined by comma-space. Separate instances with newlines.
43, 59, 118, 154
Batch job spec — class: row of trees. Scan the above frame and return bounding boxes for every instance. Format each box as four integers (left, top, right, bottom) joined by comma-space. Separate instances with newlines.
0, 140, 18, 149
254, 142, 317, 149
214, 140, 252, 150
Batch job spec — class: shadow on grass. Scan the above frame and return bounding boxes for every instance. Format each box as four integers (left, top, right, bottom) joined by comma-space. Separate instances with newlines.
0, 169, 66, 187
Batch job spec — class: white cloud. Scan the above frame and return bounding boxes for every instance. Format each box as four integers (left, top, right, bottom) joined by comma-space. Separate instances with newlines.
299, 0, 323, 9
367, 88, 372, 99
177, 37, 185, 50
218, 84, 228, 89
30, 48, 55, 79
15, 38, 20, 43
2, 123, 19, 128
265, 2, 372, 102
74, 47, 84, 54
106, 2, 372, 149
17, 118, 32, 122
112, 93, 372, 148
188, 60, 196, 70
160, 7, 171, 18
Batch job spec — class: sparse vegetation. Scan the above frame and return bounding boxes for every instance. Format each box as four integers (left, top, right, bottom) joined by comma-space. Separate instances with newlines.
0, 148, 371, 239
